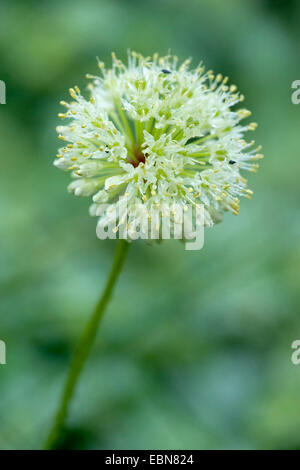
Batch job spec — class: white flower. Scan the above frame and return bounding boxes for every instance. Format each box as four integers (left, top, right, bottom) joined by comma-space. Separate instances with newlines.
54, 52, 262, 240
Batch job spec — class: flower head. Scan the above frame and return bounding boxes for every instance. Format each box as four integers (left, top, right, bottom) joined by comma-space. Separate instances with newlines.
54, 52, 262, 240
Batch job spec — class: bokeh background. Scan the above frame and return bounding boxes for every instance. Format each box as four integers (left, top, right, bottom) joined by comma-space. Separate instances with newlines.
1, 0, 300, 450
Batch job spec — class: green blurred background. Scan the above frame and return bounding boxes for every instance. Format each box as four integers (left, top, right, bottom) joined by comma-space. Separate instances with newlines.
0, 0, 300, 450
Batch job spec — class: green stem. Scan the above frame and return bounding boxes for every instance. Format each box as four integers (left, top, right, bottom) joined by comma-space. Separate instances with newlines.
45, 239, 130, 450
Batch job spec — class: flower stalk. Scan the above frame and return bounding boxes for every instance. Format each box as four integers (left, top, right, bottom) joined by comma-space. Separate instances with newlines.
45, 239, 130, 450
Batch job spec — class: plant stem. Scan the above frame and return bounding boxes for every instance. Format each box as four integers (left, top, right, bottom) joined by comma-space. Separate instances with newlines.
45, 239, 130, 450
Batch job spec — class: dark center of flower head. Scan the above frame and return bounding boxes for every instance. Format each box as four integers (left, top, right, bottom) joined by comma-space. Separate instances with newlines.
128, 147, 146, 168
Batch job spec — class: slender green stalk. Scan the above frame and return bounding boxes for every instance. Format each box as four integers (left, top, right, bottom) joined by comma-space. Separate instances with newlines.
45, 239, 130, 450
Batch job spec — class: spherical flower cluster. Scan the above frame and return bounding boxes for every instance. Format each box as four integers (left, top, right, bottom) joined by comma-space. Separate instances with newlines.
54, 52, 262, 240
